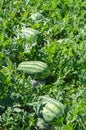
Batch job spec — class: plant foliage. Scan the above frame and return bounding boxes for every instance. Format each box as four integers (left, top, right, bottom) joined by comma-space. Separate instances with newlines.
0, 0, 86, 130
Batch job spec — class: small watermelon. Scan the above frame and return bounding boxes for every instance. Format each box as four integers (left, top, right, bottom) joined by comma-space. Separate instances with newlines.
20, 27, 41, 39
17, 61, 50, 80
30, 12, 44, 21
37, 96, 65, 123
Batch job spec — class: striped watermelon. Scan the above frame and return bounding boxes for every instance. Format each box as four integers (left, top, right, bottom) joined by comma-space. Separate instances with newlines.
37, 96, 65, 123
20, 27, 41, 40
30, 12, 44, 21
17, 61, 50, 79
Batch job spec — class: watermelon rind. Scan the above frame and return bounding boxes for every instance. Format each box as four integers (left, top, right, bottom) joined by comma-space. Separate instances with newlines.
17, 61, 50, 79
30, 12, 44, 21
38, 96, 65, 123
18, 27, 41, 41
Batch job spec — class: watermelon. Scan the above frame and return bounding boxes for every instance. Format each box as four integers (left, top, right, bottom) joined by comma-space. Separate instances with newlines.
20, 27, 41, 39
17, 61, 50, 79
30, 12, 44, 21
37, 96, 65, 123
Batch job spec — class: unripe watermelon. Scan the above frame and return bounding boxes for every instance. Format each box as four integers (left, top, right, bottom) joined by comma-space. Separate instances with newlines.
30, 12, 44, 21
37, 96, 65, 123
19, 27, 41, 41
17, 61, 50, 80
